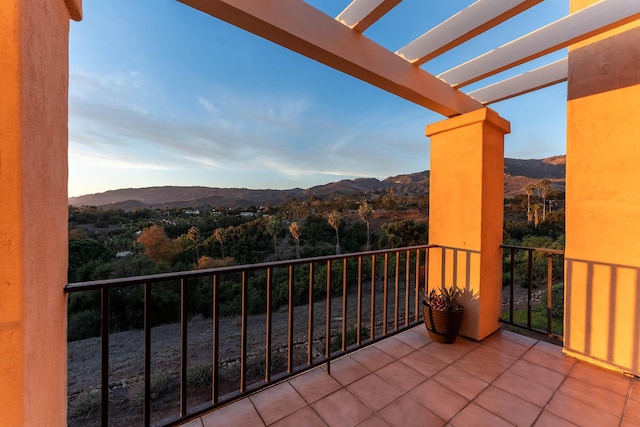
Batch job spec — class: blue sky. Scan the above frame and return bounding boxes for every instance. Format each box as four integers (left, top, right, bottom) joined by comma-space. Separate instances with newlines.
68, 0, 568, 197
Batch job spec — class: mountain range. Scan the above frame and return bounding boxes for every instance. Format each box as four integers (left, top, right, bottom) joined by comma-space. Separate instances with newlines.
69, 155, 565, 209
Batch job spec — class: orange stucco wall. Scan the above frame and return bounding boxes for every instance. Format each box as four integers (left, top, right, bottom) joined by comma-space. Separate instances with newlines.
0, 0, 80, 425
565, 1, 640, 375
426, 108, 510, 340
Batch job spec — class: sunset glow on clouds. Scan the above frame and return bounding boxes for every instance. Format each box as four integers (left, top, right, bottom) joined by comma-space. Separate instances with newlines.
68, 0, 568, 197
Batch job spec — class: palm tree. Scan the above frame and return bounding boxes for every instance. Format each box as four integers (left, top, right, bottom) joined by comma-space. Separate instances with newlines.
358, 202, 374, 250
289, 221, 301, 258
213, 227, 226, 258
327, 210, 342, 255
265, 216, 282, 258
539, 179, 551, 221
187, 226, 200, 260
524, 184, 535, 222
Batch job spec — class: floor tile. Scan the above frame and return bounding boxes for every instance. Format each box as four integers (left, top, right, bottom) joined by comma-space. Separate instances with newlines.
499, 330, 539, 348
373, 336, 415, 359
625, 397, 640, 424
449, 402, 514, 427
474, 385, 541, 427
289, 367, 342, 404
250, 382, 307, 425
394, 328, 432, 349
328, 355, 371, 386
350, 346, 395, 371
356, 416, 390, 427
312, 388, 372, 427
631, 381, 640, 402
375, 360, 426, 392
200, 398, 265, 427
558, 376, 626, 416
270, 406, 327, 427
378, 395, 446, 427
432, 365, 489, 401
506, 359, 565, 390
418, 341, 469, 364
481, 334, 531, 358
568, 362, 632, 396
347, 373, 403, 411
546, 391, 621, 427
533, 411, 579, 427
493, 370, 555, 407
398, 348, 448, 378
451, 351, 512, 383
408, 379, 469, 421
522, 347, 576, 375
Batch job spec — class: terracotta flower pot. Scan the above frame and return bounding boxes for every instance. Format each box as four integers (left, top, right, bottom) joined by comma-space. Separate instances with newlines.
423, 301, 464, 344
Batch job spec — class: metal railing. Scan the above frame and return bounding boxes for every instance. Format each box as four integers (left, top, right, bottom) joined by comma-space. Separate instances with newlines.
65, 245, 433, 426
500, 244, 565, 341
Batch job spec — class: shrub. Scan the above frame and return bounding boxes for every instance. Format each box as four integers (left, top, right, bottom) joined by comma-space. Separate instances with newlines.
68, 388, 101, 419
187, 364, 212, 388
541, 283, 564, 320
68, 309, 101, 341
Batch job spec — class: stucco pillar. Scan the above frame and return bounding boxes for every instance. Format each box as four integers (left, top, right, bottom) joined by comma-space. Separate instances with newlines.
426, 108, 510, 341
0, 0, 81, 425
564, 0, 640, 376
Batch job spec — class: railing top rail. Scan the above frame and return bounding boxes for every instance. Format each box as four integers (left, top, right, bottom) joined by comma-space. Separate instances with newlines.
500, 244, 565, 255
65, 244, 436, 293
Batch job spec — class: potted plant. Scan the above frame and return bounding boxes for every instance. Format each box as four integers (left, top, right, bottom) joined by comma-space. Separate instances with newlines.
422, 286, 464, 344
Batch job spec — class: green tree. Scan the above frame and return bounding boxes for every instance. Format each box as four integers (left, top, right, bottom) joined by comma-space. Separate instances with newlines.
265, 216, 282, 258
213, 227, 227, 258
327, 210, 342, 255
538, 178, 551, 221
358, 201, 374, 250
187, 226, 201, 260
289, 221, 301, 258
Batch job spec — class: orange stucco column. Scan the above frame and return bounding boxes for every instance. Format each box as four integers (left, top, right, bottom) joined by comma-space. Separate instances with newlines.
0, 0, 81, 425
426, 108, 510, 341
564, 1, 640, 376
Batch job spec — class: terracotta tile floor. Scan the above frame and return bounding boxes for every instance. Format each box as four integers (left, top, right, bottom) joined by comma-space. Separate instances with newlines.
182, 326, 640, 427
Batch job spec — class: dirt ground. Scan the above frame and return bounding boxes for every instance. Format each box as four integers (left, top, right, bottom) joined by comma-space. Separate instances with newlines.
67, 283, 539, 426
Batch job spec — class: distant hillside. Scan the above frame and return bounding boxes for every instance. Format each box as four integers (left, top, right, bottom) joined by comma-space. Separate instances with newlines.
69, 156, 565, 208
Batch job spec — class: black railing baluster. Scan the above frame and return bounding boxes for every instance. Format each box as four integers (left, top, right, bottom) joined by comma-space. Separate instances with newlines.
404, 250, 410, 326
180, 278, 188, 417
341, 258, 347, 351
370, 254, 376, 341
509, 247, 515, 323
394, 251, 400, 331
325, 260, 332, 374
383, 253, 389, 335
100, 288, 109, 427
356, 257, 362, 346
144, 282, 151, 427
212, 274, 219, 404
64, 245, 434, 426
547, 253, 553, 336
240, 271, 248, 392
265, 268, 272, 382
288, 265, 294, 373
307, 263, 314, 366
500, 244, 564, 342
527, 249, 533, 328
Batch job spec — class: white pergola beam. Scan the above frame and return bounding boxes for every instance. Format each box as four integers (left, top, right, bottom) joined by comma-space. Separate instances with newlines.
439, 0, 640, 88
396, 0, 542, 65
179, 0, 483, 117
467, 58, 567, 104
337, 0, 402, 33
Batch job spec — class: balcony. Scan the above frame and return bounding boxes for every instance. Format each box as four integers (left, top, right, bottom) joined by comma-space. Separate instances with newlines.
4, 1, 640, 426
66, 245, 638, 426
183, 327, 640, 427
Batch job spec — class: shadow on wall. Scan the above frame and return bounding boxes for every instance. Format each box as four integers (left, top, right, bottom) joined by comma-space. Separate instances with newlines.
565, 258, 640, 376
